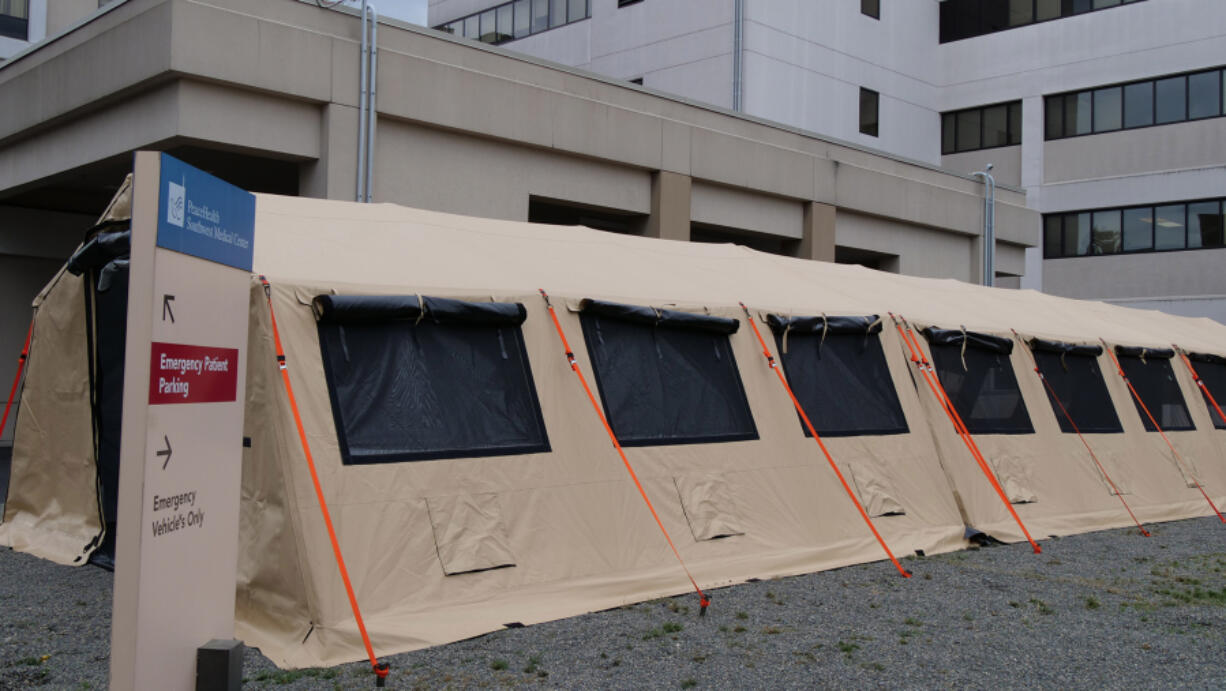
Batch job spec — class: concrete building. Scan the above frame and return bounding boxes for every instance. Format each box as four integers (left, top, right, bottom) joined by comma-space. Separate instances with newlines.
430, 0, 1226, 320
0, 0, 1035, 450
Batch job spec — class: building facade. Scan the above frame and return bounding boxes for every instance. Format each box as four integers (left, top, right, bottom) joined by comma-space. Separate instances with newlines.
431, 0, 1226, 320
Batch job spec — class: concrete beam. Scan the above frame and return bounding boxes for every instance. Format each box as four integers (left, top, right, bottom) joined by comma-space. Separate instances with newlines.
647, 171, 691, 242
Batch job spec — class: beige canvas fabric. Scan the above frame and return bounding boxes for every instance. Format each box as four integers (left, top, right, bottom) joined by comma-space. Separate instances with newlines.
6, 190, 1226, 669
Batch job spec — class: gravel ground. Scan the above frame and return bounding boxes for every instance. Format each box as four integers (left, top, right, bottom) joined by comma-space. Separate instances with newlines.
3, 516, 1226, 690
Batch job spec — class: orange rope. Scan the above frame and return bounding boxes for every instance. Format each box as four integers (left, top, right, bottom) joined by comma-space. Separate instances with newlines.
0, 318, 33, 441
1102, 341, 1225, 524
260, 278, 389, 684
739, 304, 910, 578
890, 314, 1041, 553
1175, 347, 1226, 435
1012, 331, 1149, 537
539, 290, 710, 614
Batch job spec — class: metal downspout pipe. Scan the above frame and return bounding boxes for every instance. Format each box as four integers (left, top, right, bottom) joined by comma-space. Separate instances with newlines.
357, 1, 378, 202
972, 165, 995, 287
732, 0, 743, 111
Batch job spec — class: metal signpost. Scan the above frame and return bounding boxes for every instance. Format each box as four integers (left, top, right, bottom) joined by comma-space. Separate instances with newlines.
109, 152, 255, 690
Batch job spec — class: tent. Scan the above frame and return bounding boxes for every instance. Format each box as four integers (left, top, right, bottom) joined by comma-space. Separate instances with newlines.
4, 183, 1226, 668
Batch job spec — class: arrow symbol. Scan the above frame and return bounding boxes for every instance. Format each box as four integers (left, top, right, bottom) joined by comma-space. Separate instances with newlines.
162, 295, 175, 323
157, 435, 173, 469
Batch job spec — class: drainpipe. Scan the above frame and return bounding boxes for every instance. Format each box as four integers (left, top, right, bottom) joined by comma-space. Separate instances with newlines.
732, 0, 743, 111
356, 1, 378, 202
971, 165, 995, 287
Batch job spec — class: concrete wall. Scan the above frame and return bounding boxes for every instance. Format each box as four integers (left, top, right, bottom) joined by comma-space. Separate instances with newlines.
942, 146, 1022, 188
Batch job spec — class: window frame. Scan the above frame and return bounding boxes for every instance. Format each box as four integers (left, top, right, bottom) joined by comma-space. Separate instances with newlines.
1045, 66, 1226, 141
436, 0, 589, 45
942, 100, 1023, 155
861, 0, 880, 20
1043, 196, 1226, 259
940, 0, 1147, 43
859, 87, 879, 137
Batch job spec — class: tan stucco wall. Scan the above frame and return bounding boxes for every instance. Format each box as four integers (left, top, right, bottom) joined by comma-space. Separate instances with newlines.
942, 146, 1022, 188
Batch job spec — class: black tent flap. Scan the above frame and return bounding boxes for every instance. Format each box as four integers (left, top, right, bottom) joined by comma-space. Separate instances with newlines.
580, 298, 739, 335
1187, 351, 1226, 366
923, 327, 1013, 355
314, 294, 526, 327
1115, 345, 1174, 360
66, 229, 131, 277
766, 314, 882, 336
1027, 338, 1102, 358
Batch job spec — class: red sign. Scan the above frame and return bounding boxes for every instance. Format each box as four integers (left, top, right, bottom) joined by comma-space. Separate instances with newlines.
148, 342, 239, 405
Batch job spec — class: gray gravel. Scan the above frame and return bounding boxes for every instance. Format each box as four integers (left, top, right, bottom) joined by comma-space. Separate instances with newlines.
3, 516, 1226, 689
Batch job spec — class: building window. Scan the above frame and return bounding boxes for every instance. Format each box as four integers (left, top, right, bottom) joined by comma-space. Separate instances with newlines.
628, 77, 643, 85
578, 299, 758, 446
0, 0, 29, 41
314, 295, 551, 464
940, 0, 1146, 43
1043, 197, 1226, 258
859, 88, 879, 137
618, 0, 645, 7
767, 314, 908, 437
1045, 66, 1226, 140
861, 0, 880, 20
924, 328, 1034, 435
941, 101, 1022, 154
438, 0, 589, 45
1114, 347, 1195, 432
1027, 340, 1122, 433
1185, 352, 1226, 430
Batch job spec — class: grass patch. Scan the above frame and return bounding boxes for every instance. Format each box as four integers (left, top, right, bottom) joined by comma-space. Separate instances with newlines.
680, 679, 698, 689
1085, 596, 1101, 610
250, 667, 338, 684
490, 659, 508, 671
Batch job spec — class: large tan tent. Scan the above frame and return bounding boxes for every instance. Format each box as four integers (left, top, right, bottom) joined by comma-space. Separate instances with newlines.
4, 186, 1226, 668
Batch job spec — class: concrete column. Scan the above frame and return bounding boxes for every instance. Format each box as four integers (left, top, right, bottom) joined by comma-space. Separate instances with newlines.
299, 103, 360, 201
646, 171, 691, 241
794, 201, 836, 262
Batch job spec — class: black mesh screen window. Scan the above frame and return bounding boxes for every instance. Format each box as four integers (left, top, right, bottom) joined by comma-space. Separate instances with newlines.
314, 295, 550, 464
1188, 353, 1226, 430
768, 315, 907, 437
1117, 348, 1194, 432
924, 328, 1034, 435
1030, 341, 1123, 434
579, 299, 758, 446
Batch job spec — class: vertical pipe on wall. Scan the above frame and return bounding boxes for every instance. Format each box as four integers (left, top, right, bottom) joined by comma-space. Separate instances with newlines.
356, 2, 378, 203
356, 2, 369, 202
365, 4, 377, 203
732, 0, 743, 111
973, 165, 996, 286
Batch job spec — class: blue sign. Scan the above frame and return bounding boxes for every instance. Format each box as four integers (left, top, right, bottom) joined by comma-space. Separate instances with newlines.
156, 153, 256, 271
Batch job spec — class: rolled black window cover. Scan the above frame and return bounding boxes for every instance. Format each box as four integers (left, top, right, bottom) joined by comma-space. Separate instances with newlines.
315, 294, 549, 464
1114, 347, 1194, 432
923, 327, 1033, 434
1187, 352, 1226, 429
766, 314, 907, 437
1027, 338, 1122, 434
578, 298, 757, 446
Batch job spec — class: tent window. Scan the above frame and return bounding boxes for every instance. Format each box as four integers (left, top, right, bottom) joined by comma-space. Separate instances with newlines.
315, 295, 550, 464
579, 299, 758, 446
925, 329, 1034, 435
1188, 353, 1226, 430
768, 314, 907, 437
1031, 343, 1123, 434
1117, 350, 1194, 432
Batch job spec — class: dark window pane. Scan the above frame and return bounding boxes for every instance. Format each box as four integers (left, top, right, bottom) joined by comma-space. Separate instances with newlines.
1122, 207, 1153, 251
1093, 86, 1122, 132
1091, 209, 1122, 254
772, 328, 908, 437
1188, 70, 1221, 120
1192, 358, 1226, 429
942, 112, 956, 154
1046, 96, 1065, 139
1154, 204, 1186, 250
860, 88, 879, 137
1068, 0, 1093, 15
929, 342, 1034, 435
579, 311, 759, 446
1123, 81, 1154, 128
513, 0, 530, 38
1009, 0, 1034, 25
1033, 349, 1123, 433
862, 0, 880, 19
1093, 0, 1121, 8
956, 109, 981, 151
317, 300, 551, 464
1155, 76, 1187, 124
1008, 101, 1023, 144
479, 9, 497, 42
1037, 0, 1061, 20
1065, 91, 1092, 135
550, 0, 566, 27
1188, 201, 1222, 249
567, 0, 587, 22
496, 4, 513, 41
1118, 355, 1194, 432
983, 104, 1009, 147
1044, 215, 1063, 257
531, 0, 549, 32
1064, 213, 1092, 256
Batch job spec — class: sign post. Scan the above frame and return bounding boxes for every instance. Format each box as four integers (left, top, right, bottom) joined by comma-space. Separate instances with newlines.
110, 152, 255, 690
